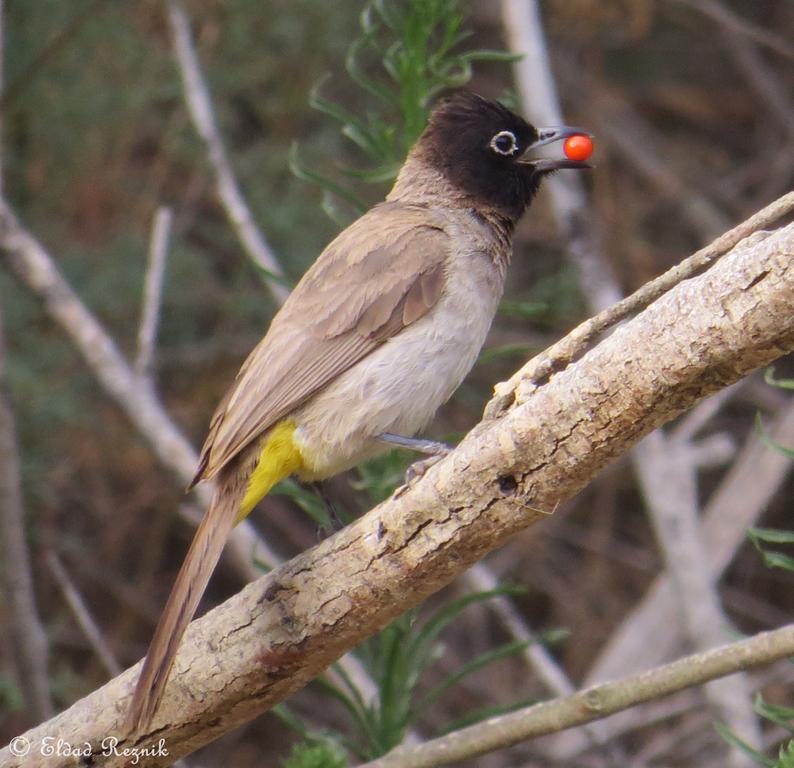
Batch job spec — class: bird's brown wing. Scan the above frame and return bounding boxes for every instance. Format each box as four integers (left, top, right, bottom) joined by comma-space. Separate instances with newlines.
193, 202, 449, 483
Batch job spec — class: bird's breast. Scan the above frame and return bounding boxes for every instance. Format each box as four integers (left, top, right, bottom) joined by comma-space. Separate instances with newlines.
293, 232, 507, 480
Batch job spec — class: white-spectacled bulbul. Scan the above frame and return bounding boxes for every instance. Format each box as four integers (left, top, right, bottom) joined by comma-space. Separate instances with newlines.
127, 91, 591, 732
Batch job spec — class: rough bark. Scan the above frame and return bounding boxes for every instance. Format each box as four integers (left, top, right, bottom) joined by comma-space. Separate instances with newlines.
2, 222, 792, 767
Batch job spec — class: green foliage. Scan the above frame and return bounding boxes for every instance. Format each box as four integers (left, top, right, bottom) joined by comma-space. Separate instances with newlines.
755, 698, 794, 735
749, 370, 794, 569
290, 0, 519, 220
715, 721, 776, 767
353, 449, 413, 504
748, 527, 794, 573
717, 696, 794, 768
273, 478, 341, 530
721, 368, 794, 766
0, 675, 25, 714
756, 369, 794, 458
777, 743, 794, 768
267, 442, 415, 537
316, 587, 562, 760
764, 368, 794, 392
280, 738, 349, 768
477, 341, 535, 365
499, 265, 587, 327
755, 412, 794, 460
497, 298, 550, 321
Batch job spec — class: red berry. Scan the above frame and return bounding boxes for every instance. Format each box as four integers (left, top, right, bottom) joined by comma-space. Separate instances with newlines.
563, 134, 593, 162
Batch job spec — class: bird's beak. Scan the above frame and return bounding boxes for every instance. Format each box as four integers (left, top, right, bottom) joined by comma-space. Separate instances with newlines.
521, 126, 593, 172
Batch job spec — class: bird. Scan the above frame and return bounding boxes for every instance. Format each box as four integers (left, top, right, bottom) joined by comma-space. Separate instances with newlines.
126, 91, 591, 732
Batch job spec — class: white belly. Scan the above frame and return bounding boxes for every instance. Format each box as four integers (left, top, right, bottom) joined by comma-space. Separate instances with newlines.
293, 249, 504, 479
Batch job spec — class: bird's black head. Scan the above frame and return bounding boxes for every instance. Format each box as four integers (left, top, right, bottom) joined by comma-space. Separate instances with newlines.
416, 92, 590, 221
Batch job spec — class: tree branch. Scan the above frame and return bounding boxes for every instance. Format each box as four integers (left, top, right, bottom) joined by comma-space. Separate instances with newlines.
166, 0, 290, 305
486, 192, 794, 417
587, 394, 794, 682
46, 551, 122, 678
2, 217, 792, 766
634, 429, 761, 754
360, 625, 794, 768
135, 206, 172, 383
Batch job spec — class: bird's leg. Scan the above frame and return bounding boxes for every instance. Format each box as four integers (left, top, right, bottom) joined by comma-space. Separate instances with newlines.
309, 481, 345, 533
378, 433, 453, 489
378, 433, 452, 455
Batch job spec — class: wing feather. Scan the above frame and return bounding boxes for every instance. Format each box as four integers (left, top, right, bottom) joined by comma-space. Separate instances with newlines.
193, 202, 450, 483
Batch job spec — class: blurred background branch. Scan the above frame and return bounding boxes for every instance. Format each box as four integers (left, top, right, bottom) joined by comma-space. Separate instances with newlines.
0, 307, 53, 722
166, 0, 290, 305
0, 0, 53, 725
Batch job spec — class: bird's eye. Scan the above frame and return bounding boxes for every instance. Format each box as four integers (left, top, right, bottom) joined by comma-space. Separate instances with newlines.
489, 130, 519, 156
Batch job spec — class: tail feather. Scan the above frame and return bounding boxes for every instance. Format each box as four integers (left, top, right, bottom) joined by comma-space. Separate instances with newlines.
126, 423, 302, 734
125, 480, 238, 734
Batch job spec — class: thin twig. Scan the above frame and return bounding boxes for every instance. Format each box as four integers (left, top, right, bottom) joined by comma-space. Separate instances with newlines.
360, 625, 794, 768
47, 550, 123, 677
165, 0, 290, 305
671, 383, 741, 443
0, 309, 53, 721
486, 191, 794, 416
465, 564, 573, 695
135, 206, 172, 381
592, 94, 731, 239
668, 0, 794, 62
699, 6, 794, 140
461, 563, 617, 758
687, 432, 736, 469
549, 663, 792, 761
548, 396, 794, 759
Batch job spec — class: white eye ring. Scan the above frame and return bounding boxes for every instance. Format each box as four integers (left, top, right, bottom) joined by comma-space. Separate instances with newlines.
490, 130, 519, 156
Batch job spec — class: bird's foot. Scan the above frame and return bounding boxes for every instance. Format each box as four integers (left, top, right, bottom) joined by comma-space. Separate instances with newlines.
378, 433, 453, 498
406, 452, 447, 482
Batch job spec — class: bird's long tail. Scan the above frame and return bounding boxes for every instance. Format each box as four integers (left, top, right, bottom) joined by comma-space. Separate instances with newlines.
126, 421, 304, 734
125, 476, 239, 734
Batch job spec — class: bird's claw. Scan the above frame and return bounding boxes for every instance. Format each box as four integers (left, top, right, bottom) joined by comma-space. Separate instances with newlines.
394, 453, 446, 498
